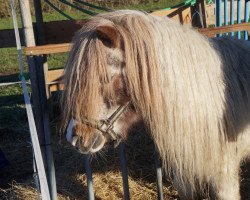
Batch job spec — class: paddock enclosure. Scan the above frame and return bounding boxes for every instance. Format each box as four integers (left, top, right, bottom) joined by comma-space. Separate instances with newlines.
0, 0, 250, 199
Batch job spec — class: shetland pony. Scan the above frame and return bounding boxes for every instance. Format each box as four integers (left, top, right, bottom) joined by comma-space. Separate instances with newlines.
61, 10, 250, 199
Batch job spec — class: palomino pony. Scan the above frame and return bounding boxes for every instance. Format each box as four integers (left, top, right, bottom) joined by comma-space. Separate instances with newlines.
61, 10, 250, 199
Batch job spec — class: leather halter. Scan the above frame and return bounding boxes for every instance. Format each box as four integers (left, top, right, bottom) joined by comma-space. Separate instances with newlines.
81, 102, 130, 146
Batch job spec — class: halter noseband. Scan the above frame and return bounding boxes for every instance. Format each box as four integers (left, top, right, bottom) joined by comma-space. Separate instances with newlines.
81, 102, 130, 146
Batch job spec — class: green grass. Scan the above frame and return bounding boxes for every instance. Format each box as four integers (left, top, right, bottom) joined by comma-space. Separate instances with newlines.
0, 48, 23, 74
0, 48, 68, 75
117, 0, 183, 11
0, 17, 22, 30
47, 52, 69, 70
0, 84, 27, 129
42, 11, 88, 22
0, 11, 88, 30
0, 0, 184, 29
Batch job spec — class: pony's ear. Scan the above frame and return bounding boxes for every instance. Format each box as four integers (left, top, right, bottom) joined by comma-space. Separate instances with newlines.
96, 25, 119, 48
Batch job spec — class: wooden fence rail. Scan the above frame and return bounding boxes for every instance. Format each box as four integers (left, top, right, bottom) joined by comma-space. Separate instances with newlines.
24, 22, 250, 93
198, 22, 250, 37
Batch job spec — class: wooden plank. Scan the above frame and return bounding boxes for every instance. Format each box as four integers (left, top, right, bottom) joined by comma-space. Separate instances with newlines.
198, 22, 250, 37
48, 83, 64, 92
25, 22, 249, 56
38, 22, 249, 93
43, 19, 87, 44
25, 43, 71, 55
0, 19, 87, 48
151, 7, 192, 24
46, 69, 64, 92
47, 69, 64, 83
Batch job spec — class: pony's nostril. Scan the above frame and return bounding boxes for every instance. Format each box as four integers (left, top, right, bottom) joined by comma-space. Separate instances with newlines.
91, 134, 102, 149
72, 136, 79, 146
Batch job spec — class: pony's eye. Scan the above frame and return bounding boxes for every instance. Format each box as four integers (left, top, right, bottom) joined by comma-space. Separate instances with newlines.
97, 33, 112, 47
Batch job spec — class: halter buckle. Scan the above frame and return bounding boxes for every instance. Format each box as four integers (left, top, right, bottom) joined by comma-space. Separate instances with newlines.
99, 120, 118, 140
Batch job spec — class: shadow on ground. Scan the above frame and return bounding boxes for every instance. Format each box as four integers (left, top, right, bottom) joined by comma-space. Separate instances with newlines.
0, 90, 250, 199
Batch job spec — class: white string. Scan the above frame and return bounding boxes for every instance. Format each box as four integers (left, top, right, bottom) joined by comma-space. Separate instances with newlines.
0, 81, 22, 87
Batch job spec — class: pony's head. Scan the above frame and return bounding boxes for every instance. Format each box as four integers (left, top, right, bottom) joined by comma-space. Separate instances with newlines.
61, 11, 158, 153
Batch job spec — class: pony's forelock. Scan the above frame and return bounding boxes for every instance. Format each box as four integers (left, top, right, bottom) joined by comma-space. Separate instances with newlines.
61, 21, 114, 130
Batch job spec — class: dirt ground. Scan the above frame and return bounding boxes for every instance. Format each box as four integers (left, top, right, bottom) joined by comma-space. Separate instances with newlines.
1, 104, 250, 199
0, 97, 178, 200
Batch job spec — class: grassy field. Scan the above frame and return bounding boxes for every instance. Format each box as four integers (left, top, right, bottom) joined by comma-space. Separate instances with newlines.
0, 1, 181, 200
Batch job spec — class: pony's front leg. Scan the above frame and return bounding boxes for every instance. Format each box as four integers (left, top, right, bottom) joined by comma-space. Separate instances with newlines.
172, 175, 199, 200
214, 158, 241, 200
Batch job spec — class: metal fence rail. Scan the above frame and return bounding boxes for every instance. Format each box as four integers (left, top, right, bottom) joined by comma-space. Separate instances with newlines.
216, 0, 249, 39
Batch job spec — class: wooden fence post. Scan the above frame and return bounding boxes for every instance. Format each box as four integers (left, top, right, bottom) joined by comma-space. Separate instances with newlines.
18, 1, 57, 199
18, 0, 46, 157
18, 0, 44, 149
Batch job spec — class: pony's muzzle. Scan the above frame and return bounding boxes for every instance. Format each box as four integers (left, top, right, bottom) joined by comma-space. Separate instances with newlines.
66, 118, 107, 153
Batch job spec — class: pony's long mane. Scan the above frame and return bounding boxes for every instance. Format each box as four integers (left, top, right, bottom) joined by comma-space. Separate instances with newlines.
62, 10, 250, 195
